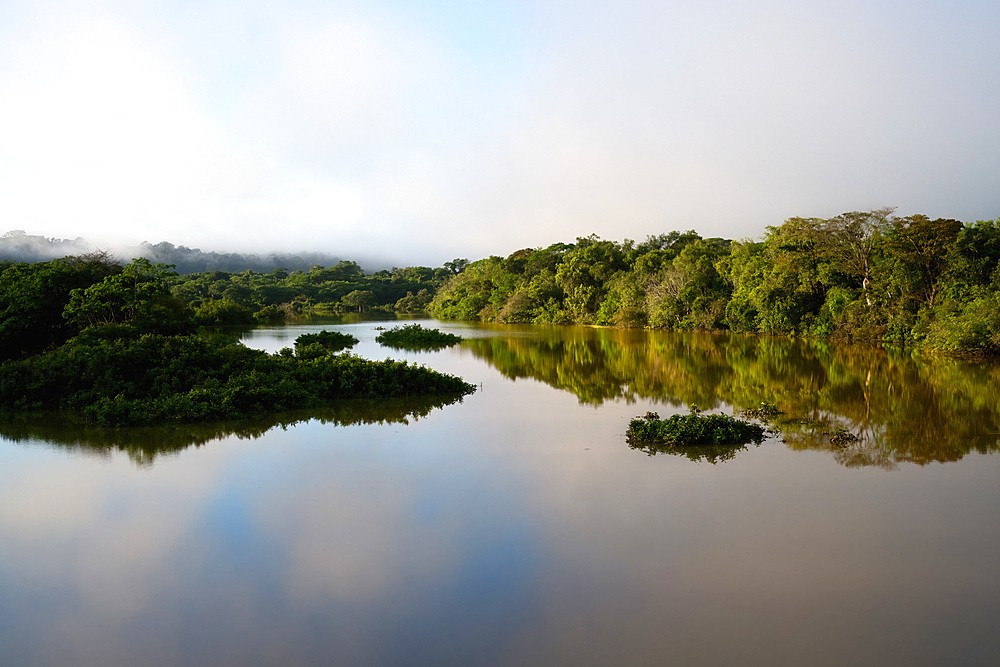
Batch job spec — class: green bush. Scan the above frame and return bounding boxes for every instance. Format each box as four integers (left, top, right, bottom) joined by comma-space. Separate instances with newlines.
375, 324, 462, 350
294, 330, 359, 356
194, 299, 253, 325
626, 410, 766, 462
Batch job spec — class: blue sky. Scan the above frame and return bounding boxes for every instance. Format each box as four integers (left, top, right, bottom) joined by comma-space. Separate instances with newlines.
1, 0, 997, 267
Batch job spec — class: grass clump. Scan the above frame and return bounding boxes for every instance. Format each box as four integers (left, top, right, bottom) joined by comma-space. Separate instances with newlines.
626, 409, 766, 463
376, 324, 462, 350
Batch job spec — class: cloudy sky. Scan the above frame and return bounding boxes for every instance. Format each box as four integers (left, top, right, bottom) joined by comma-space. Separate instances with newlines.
1, 0, 997, 266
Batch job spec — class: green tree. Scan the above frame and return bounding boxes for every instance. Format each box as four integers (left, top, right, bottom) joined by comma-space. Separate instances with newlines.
554, 235, 627, 323
341, 289, 375, 312
444, 258, 470, 275
819, 207, 894, 304
885, 215, 963, 308
0, 252, 120, 360
63, 258, 192, 333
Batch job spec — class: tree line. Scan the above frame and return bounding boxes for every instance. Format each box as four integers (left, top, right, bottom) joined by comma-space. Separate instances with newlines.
4, 208, 999, 356
429, 209, 1000, 355
165, 260, 462, 324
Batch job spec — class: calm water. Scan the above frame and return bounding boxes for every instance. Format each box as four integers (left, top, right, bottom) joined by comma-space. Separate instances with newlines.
2, 317, 999, 666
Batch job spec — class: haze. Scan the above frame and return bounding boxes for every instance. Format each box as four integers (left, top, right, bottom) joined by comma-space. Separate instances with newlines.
1, 0, 997, 267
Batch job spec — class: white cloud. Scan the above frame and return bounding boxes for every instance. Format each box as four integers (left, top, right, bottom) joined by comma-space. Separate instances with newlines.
0, 0, 997, 265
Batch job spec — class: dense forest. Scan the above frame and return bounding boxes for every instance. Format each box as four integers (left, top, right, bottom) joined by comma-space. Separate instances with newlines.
3, 208, 999, 357
164, 259, 463, 324
429, 209, 1000, 355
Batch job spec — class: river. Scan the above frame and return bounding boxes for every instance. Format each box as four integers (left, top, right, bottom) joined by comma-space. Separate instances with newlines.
2, 316, 998, 666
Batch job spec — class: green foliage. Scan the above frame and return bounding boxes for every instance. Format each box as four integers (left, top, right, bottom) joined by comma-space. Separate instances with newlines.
194, 299, 253, 325
626, 409, 766, 463
253, 304, 285, 323
444, 258, 470, 274
341, 289, 375, 312
166, 259, 452, 319
0, 252, 120, 361
429, 257, 506, 320
0, 330, 476, 426
645, 238, 731, 330
376, 324, 463, 350
922, 294, 1000, 355
394, 289, 433, 312
293, 330, 359, 356
64, 258, 194, 335
884, 215, 963, 308
175, 207, 1000, 352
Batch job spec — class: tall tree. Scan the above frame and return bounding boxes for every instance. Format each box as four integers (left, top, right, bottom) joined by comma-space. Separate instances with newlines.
885, 215, 962, 307
819, 207, 895, 304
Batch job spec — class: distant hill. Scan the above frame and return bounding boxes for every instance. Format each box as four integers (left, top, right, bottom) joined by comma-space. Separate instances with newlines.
0, 230, 343, 275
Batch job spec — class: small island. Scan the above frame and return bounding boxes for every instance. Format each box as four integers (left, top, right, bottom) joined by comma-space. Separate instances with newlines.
0, 257, 475, 426
626, 409, 767, 463
375, 323, 463, 350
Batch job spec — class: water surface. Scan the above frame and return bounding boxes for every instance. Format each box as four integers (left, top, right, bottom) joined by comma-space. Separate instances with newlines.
2, 318, 998, 665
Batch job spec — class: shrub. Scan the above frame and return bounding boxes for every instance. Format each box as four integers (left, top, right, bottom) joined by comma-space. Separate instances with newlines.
294, 330, 359, 356
626, 409, 766, 462
375, 324, 462, 350
194, 299, 253, 325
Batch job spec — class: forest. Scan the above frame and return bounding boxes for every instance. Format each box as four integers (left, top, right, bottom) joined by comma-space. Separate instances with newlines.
3, 208, 1000, 359
429, 208, 1000, 355
163, 258, 462, 324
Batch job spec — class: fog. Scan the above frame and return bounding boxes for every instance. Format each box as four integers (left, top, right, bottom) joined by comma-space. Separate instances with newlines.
1, 0, 997, 266
0, 230, 352, 274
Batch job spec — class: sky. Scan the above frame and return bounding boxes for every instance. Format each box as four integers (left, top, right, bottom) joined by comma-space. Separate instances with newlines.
1, 0, 998, 267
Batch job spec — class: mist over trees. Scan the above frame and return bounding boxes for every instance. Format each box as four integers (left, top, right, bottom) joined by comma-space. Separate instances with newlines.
0, 231, 343, 274
0, 230, 93, 262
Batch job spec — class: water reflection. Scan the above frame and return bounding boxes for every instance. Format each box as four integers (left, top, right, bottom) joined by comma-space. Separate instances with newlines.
463, 327, 1000, 467
628, 438, 754, 464
0, 394, 467, 465
3, 321, 1000, 665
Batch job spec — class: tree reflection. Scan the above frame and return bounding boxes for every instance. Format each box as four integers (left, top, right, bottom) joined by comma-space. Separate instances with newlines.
628, 439, 751, 464
0, 394, 467, 466
464, 327, 1000, 467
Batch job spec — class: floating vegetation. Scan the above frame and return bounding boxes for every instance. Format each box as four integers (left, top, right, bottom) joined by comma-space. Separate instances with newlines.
626, 409, 766, 463
740, 401, 784, 421
827, 426, 861, 447
0, 331, 476, 426
293, 330, 359, 357
376, 324, 463, 350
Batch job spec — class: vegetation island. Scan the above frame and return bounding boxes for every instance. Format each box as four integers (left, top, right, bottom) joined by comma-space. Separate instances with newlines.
0, 256, 475, 426
376, 324, 463, 350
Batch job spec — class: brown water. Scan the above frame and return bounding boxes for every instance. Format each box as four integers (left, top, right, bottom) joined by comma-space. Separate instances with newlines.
2, 317, 998, 666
